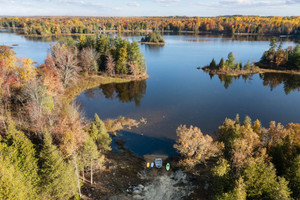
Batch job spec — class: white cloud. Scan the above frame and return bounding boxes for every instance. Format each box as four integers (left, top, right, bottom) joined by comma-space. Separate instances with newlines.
155, 0, 180, 3
193, 0, 298, 8
220, 0, 286, 6
126, 1, 140, 7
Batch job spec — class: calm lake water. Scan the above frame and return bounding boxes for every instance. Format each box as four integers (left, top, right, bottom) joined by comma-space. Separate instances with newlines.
1, 30, 299, 156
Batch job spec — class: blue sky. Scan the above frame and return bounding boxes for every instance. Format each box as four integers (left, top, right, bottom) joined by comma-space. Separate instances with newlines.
0, 0, 299, 16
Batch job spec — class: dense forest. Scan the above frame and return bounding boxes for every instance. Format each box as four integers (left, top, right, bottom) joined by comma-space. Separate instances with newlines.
1, 16, 300, 36
175, 115, 300, 200
0, 34, 146, 199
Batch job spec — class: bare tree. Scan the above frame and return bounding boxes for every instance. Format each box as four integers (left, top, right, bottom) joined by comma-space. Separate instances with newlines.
128, 61, 137, 78
105, 53, 115, 76
51, 43, 79, 86
80, 48, 99, 74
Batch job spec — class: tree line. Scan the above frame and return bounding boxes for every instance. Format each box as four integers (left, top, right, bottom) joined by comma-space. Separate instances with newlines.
0, 34, 146, 199
1, 16, 300, 36
175, 115, 300, 200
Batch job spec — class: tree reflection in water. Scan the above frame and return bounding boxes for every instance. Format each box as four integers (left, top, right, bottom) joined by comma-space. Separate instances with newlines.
99, 80, 147, 106
208, 72, 300, 94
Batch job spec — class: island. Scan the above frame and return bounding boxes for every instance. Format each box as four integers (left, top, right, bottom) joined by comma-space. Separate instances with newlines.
140, 32, 166, 45
202, 39, 300, 76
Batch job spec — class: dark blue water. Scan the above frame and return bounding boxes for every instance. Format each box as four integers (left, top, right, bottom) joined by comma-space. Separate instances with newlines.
2, 31, 299, 156
77, 35, 299, 141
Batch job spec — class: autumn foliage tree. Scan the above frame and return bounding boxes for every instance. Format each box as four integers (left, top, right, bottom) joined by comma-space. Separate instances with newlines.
176, 115, 298, 199
174, 125, 223, 168
49, 43, 79, 86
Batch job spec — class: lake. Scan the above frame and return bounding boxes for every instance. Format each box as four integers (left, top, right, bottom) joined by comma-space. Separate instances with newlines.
1, 30, 299, 156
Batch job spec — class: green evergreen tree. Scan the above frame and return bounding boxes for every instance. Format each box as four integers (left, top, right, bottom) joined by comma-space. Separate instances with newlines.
239, 62, 243, 70
235, 63, 240, 70
217, 177, 247, 200
0, 153, 30, 200
127, 40, 146, 74
219, 58, 226, 70
38, 133, 77, 200
287, 44, 300, 70
79, 135, 100, 184
244, 61, 251, 70
116, 43, 128, 74
89, 114, 112, 152
210, 59, 217, 68
1, 119, 39, 199
226, 52, 235, 69
243, 157, 292, 200
287, 155, 300, 199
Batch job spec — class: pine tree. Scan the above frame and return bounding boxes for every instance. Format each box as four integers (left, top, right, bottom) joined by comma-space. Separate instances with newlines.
219, 58, 226, 70
116, 44, 128, 75
235, 63, 240, 70
244, 61, 251, 70
210, 58, 217, 68
226, 52, 235, 69
38, 133, 77, 200
1, 119, 39, 199
89, 114, 112, 152
243, 157, 292, 200
79, 135, 99, 184
0, 153, 30, 200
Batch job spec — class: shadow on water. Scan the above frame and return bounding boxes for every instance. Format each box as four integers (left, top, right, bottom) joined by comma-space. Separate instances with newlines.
84, 80, 147, 106
111, 130, 178, 157
207, 72, 300, 94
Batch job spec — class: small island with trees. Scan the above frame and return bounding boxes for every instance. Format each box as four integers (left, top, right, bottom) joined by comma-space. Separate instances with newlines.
202, 38, 300, 76
140, 32, 166, 45
202, 52, 260, 76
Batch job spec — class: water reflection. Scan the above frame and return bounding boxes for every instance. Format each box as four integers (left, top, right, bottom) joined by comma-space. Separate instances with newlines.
84, 80, 147, 106
208, 72, 300, 94
260, 73, 300, 94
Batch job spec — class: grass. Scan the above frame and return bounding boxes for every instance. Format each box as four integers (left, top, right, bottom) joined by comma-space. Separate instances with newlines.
202, 66, 300, 76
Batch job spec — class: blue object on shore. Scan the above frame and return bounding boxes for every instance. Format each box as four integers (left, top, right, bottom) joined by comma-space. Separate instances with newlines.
150, 162, 154, 168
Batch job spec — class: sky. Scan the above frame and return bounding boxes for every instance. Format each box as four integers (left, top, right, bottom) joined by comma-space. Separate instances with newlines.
0, 0, 299, 17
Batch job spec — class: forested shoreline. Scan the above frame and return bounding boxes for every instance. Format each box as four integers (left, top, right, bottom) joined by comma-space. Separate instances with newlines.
0, 34, 147, 199
175, 115, 300, 200
203, 39, 300, 76
1, 16, 300, 36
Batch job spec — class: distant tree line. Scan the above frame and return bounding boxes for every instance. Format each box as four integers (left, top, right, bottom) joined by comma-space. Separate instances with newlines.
1, 16, 300, 36
175, 115, 300, 200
